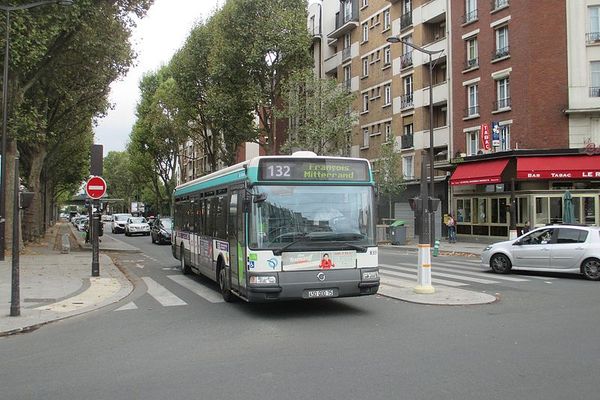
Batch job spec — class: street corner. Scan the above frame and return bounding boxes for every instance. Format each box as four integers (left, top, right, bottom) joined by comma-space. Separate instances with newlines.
378, 282, 497, 306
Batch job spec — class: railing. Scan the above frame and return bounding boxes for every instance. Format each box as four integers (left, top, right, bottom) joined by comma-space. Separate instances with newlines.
342, 46, 351, 61
400, 93, 414, 109
334, 10, 358, 30
462, 9, 478, 24
491, 0, 509, 10
400, 52, 413, 69
343, 79, 352, 91
464, 105, 479, 117
401, 133, 414, 149
586, 32, 600, 43
400, 12, 412, 30
464, 57, 478, 70
590, 87, 600, 97
494, 98, 511, 110
492, 45, 510, 60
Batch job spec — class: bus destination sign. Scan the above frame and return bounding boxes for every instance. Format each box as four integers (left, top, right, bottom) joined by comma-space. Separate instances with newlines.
259, 159, 369, 182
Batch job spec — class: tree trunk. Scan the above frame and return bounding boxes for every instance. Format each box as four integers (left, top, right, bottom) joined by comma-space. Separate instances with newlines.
4, 140, 23, 253
22, 144, 47, 242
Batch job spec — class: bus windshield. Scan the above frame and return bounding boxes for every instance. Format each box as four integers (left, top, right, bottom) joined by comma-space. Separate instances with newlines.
249, 185, 375, 250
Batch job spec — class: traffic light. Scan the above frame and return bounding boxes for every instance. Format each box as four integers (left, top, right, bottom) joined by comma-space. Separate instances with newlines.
428, 197, 440, 213
409, 197, 423, 213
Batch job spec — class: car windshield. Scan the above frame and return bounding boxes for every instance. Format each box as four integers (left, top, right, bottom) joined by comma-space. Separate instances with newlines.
116, 215, 131, 221
161, 219, 172, 229
130, 217, 146, 224
249, 185, 375, 250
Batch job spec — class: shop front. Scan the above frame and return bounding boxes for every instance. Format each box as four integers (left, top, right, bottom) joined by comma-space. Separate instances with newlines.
449, 150, 600, 240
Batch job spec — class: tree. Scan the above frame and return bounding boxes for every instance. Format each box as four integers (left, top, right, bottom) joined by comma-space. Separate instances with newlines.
277, 69, 357, 155
376, 141, 405, 220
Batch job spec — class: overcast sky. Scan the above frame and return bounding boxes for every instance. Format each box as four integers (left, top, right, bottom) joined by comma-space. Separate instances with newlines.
93, 0, 223, 155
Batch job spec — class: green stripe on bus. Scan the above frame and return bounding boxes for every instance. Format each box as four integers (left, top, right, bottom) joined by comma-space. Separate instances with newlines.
174, 170, 247, 196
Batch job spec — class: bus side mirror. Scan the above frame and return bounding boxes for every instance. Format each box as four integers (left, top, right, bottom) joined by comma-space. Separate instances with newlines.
253, 193, 267, 203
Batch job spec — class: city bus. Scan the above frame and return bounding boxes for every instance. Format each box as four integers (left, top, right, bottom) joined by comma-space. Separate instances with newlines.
172, 151, 379, 302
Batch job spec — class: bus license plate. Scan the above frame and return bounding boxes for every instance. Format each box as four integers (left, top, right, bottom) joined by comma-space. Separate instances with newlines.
305, 289, 337, 299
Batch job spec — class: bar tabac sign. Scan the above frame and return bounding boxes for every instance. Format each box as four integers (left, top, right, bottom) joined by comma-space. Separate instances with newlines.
480, 123, 491, 150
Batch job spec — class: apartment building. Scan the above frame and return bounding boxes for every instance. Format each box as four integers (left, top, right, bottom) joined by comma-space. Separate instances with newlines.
313, 0, 450, 234
448, 0, 600, 239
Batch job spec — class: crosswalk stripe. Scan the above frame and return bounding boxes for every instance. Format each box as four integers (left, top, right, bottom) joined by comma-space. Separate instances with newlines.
386, 264, 500, 284
167, 275, 224, 303
439, 260, 556, 280
379, 267, 468, 287
142, 277, 187, 306
397, 262, 530, 282
115, 302, 138, 311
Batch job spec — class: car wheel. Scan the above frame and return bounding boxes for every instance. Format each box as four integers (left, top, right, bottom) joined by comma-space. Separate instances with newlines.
218, 266, 234, 302
581, 258, 600, 281
180, 245, 191, 275
151, 234, 155, 243
490, 253, 512, 274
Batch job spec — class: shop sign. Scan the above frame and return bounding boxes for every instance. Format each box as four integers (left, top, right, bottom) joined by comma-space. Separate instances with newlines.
491, 122, 501, 147
480, 124, 491, 150
518, 170, 600, 179
585, 142, 600, 155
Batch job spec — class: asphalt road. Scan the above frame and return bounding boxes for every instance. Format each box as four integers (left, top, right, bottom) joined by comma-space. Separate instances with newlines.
1, 231, 598, 400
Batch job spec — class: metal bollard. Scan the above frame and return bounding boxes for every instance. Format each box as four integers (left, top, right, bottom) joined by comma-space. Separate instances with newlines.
61, 233, 71, 254
432, 240, 440, 257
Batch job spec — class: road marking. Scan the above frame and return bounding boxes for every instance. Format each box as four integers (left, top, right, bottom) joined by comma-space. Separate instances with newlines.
379, 267, 468, 287
167, 275, 224, 303
135, 263, 144, 269
442, 260, 557, 280
390, 264, 500, 284
415, 262, 530, 282
115, 302, 138, 311
142, 277, 187, 307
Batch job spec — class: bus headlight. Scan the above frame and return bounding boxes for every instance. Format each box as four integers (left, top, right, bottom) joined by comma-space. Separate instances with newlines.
362, 271, 379, 281
249, 275, 277, 285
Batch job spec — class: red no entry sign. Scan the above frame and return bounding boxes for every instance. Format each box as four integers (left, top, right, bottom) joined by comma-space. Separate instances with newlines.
85, 176, 107, 199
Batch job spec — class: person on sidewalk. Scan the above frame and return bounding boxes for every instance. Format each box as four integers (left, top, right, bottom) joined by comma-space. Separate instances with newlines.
446, 214, 457, 244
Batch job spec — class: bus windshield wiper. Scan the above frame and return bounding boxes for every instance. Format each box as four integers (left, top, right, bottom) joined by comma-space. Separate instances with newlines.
272, 234, 310, 256
341, 242, 367, 252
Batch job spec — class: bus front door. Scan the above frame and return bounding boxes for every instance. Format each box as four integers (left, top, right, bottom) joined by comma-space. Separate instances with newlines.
228, 188, 246, 292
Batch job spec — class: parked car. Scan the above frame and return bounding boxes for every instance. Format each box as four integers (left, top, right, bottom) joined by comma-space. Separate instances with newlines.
481, 225, 600, 281
101, 214, 114, 222
111, 213, 133, 234
151, 217, 172, 244
76, 216, 89, 232
125, 216, 150, 236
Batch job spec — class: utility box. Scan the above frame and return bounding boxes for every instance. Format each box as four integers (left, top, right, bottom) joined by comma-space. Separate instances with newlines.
390, 220, 406, 245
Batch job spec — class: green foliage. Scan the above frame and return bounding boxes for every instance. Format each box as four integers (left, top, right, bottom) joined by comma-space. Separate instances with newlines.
376, 141, 405, 198
277, 69, 357, 155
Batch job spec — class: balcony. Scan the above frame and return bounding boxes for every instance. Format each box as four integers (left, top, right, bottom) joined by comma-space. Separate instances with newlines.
400, 52, 413, 69
586, 32, 600, 44
462, 9, 478, 24
590, 87, 600, 97
491, 0, 509, 11
493, 97, 511, 111
328, 1, 359, 39
401, 93, 414, 109
324, 52, 341, 75
464, 57, 478, 70
401, 133, 414, 149
400, 12, 412, 31
464, 105, 479, 118
492, 45, 510, 60
342, 46, 351, 61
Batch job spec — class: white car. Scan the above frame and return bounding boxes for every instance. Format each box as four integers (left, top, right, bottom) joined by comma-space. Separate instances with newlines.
111, 213, 132, 234
481, 225, 600, 280
125, 216, 150, 236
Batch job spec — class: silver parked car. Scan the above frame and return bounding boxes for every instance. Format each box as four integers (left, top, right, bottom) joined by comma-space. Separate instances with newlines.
481, 225, 600, 280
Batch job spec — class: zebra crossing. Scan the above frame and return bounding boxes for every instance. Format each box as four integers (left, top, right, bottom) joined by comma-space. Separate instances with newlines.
379, 258, 554, 289
114, 259, 552, 311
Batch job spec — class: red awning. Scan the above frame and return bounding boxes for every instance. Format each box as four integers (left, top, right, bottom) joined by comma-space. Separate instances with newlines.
450, 159, 509, 186
517, 155, 600, 180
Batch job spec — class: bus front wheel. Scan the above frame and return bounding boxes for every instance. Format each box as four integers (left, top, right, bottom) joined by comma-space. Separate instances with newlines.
218, 266, 234, 302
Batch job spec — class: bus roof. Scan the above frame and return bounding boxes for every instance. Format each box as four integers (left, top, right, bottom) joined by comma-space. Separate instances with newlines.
174, 152, 374, 197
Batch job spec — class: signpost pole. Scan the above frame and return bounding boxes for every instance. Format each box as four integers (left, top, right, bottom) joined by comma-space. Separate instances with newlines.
91, 200, 99, 277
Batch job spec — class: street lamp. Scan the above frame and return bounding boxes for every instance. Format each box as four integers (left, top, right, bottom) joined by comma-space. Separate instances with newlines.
0, 1, 72, 262
387, 35, 444, 294
0, 0, 73, 315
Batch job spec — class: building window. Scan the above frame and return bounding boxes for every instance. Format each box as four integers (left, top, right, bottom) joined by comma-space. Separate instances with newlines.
403, 0, 411, 14
362, 22, 369, 42
467, 84, 479, 116
363, 128, 369, 147
456, 199, 472, 223
362, 57, 369, 77
343, 65, 352, 90
361, 0, 368, 8
343, 0, 353, 23
498, 124, 510, 151
384, 84, 392, 106
384, 123, 392, 142
464, 0, 477, 23
402, 76, 413, 108
492, 0, 509, 11
384, 46, 391, 66
383, 9, 391, 31
496, 77, 510, 109
493, 26, 509, 59
465, 37, 478, 69
590, 61, 600, 96
402, 155, 414, 179
588, 6, 600, 42
467, 130, 479, 156
363, 93, 369, 112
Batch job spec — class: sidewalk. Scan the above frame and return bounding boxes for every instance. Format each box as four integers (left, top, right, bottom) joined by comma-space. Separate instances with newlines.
0, 222, 136, 336
381, 237, 494, 257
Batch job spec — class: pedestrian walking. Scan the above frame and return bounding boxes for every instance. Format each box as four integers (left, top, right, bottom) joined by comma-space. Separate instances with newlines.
446, 214, 457, 243
523, 220, 530, 235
